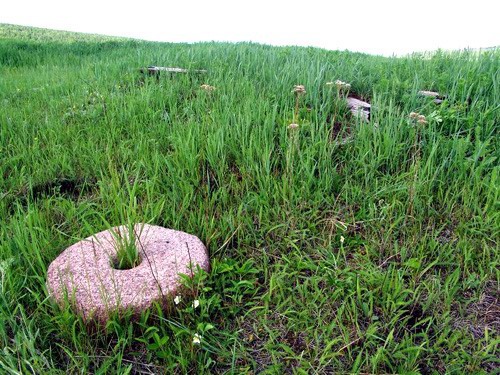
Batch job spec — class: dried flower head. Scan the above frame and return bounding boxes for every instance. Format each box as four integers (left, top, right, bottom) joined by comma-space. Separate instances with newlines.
409, 112, 419, 119
200, 84, 216, 92
192, 333, 201, 345
417, 118, 428, 125
288, 123, 299, 130
292, 85, 306, 94
417, 115, 426, 121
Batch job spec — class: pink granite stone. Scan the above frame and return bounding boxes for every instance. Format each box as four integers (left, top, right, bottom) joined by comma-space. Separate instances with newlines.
46, 224, 209, 323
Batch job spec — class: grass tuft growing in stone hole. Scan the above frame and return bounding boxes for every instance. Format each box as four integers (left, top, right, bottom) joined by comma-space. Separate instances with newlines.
111, 225, 141, 270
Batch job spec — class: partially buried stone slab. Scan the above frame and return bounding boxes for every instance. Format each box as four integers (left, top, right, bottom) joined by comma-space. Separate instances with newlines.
418, 90, 445, 104
346, 97, 371, 122
47, 224, 209, 323
418, 90, 440, 97
140, 66, 207, 77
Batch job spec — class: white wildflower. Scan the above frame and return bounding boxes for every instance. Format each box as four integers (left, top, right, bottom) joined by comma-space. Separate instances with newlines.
192, 299, 200, 309
174, 295, 181, 305
331, 80, 351, 91
192, 333, 201, 345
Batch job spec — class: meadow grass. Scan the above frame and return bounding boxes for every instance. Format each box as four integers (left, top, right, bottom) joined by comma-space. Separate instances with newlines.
0, 24, 498, 374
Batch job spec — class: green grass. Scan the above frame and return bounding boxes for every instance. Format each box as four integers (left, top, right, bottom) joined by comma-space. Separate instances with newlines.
112, 226, 140, 271
0, 23, 498, 374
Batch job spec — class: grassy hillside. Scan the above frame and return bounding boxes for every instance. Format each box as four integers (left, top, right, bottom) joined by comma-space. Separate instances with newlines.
0, 23, 498, 374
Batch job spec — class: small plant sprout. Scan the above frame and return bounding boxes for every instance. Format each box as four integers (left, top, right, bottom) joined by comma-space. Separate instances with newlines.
192, 333, 201, 345
192, 299, 200, 309
428, 110, 443, 124
174, 295, 182, 305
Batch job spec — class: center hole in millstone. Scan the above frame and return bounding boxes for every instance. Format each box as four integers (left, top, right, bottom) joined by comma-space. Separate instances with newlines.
111, 240, 142, 270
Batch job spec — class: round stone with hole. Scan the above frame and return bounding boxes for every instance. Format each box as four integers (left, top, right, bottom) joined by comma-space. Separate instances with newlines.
46, 223, 209, 323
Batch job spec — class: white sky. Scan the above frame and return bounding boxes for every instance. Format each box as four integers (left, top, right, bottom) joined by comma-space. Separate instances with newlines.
1, 0, 498, 56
